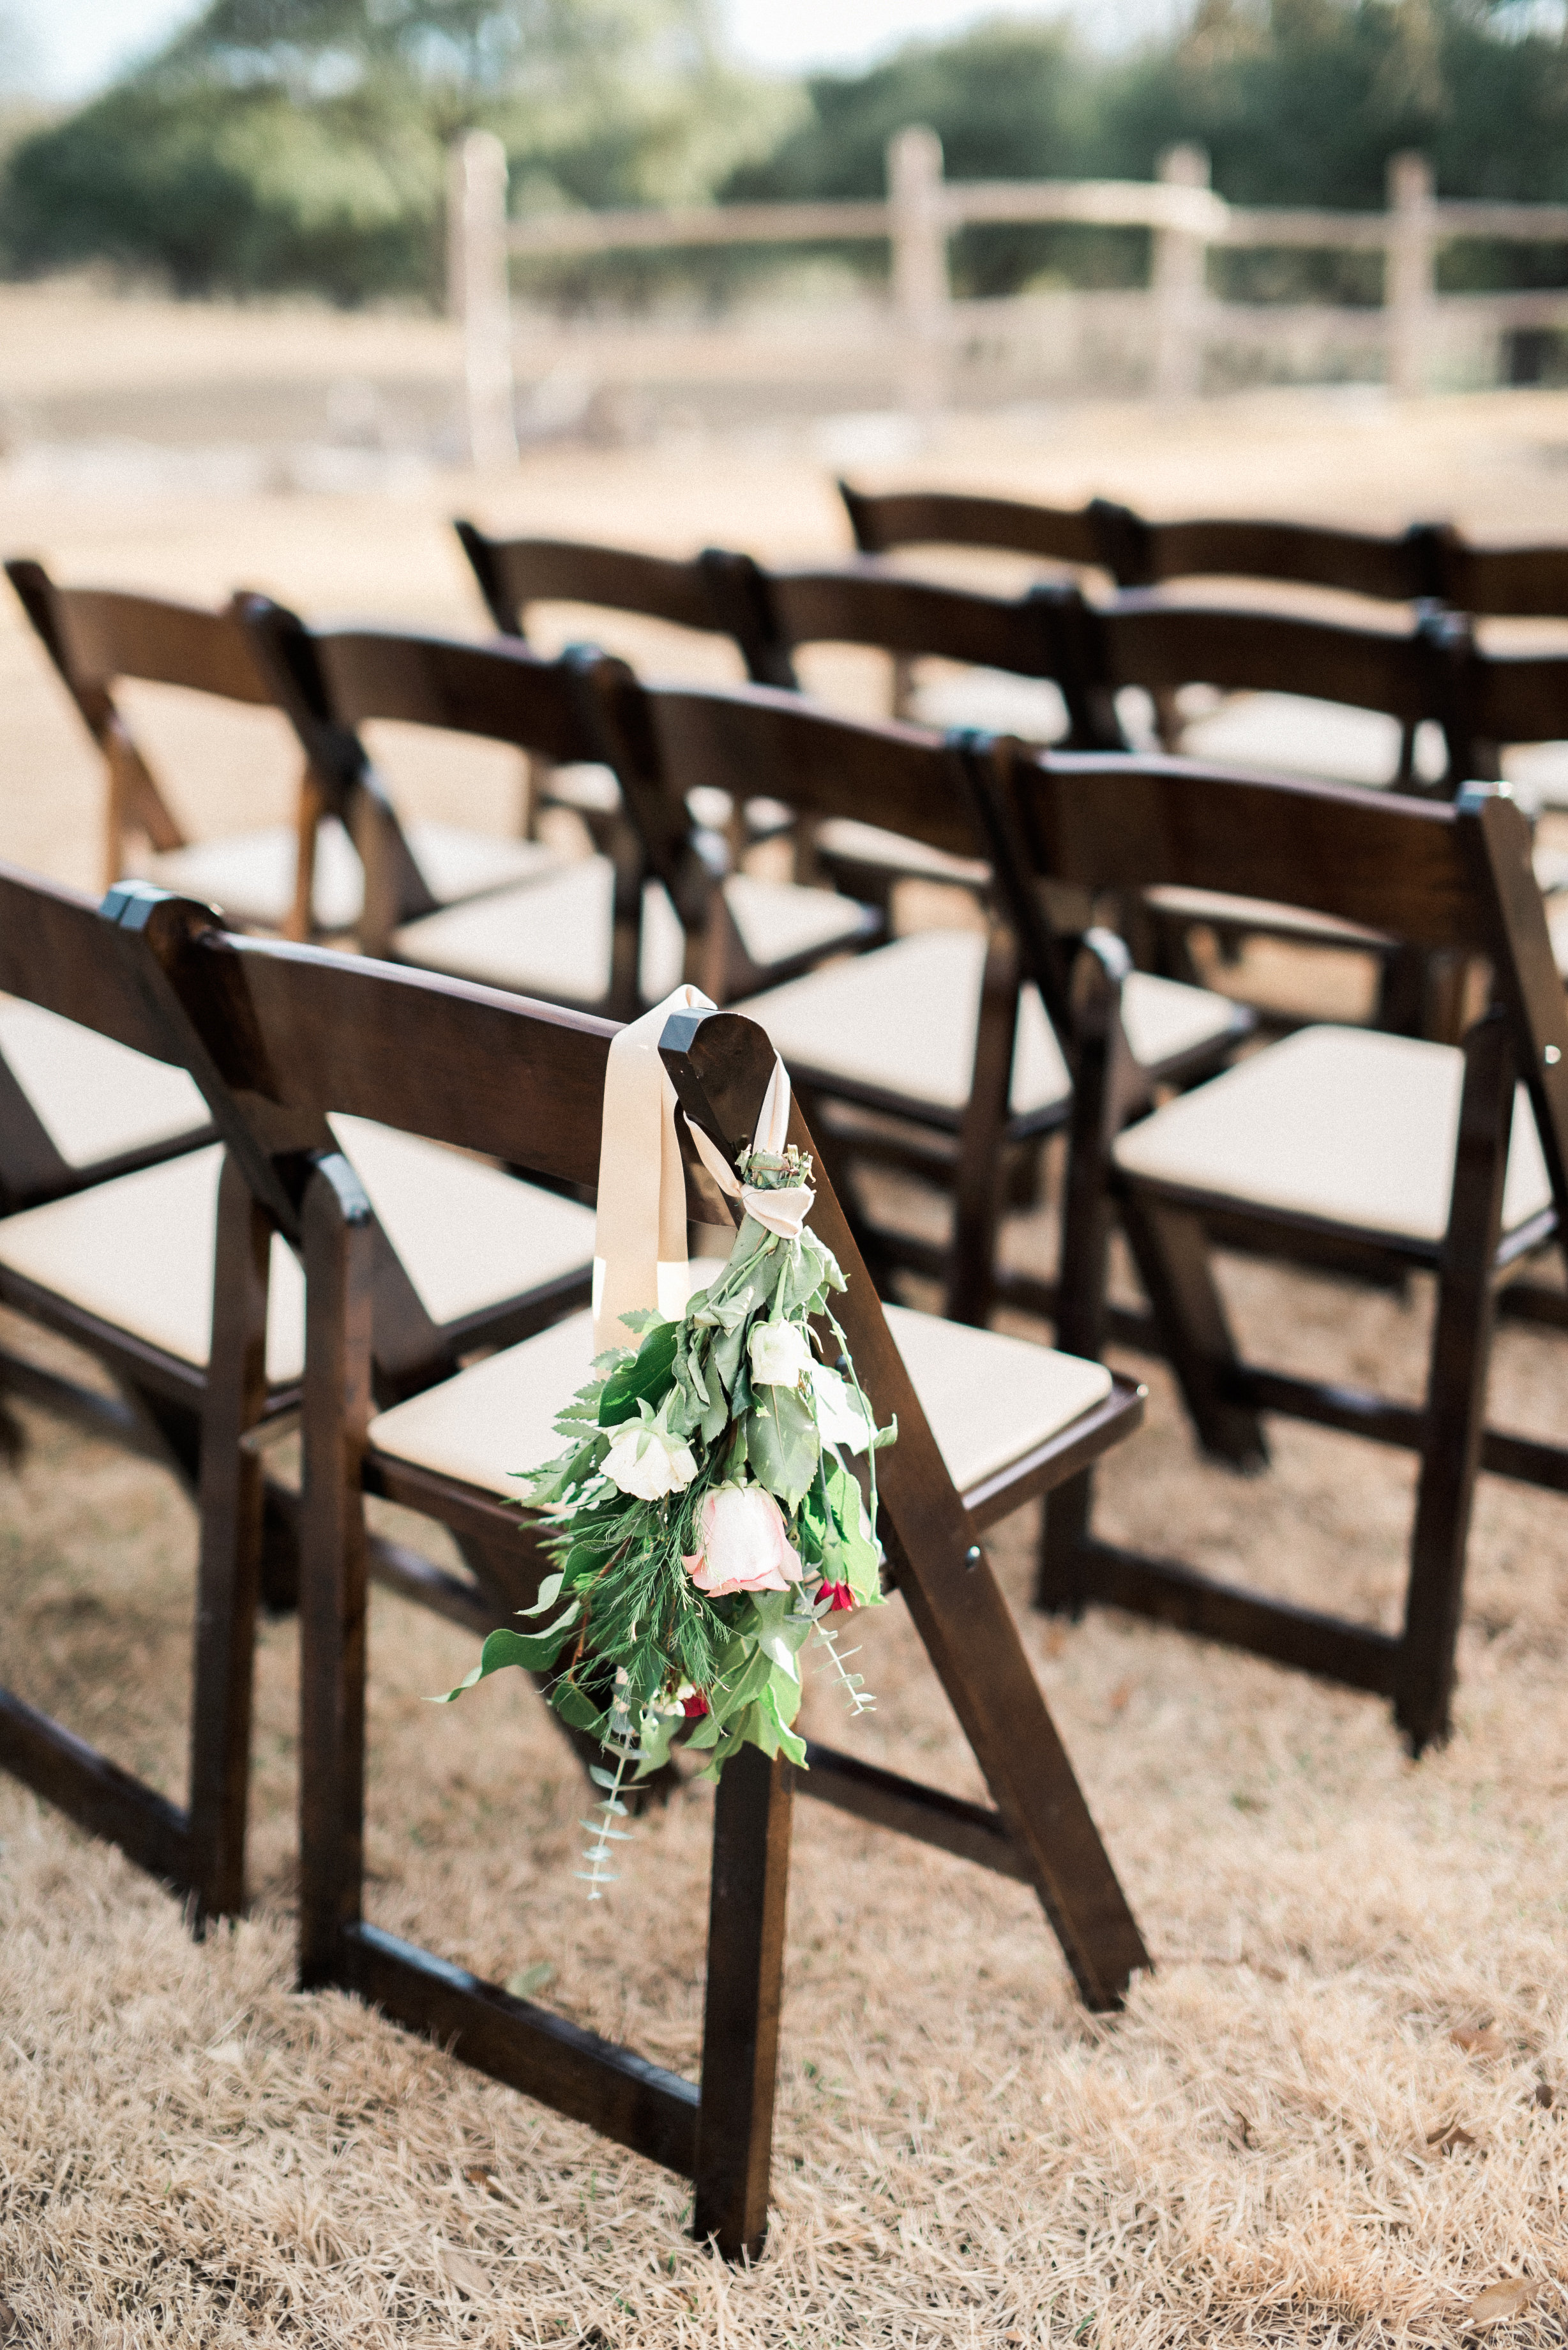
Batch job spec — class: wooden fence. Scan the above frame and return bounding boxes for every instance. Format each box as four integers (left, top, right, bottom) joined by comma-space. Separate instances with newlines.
447, 126, 1568, 466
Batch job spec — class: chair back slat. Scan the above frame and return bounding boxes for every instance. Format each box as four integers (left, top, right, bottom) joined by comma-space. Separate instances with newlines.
308, 626, 602, 766
0, 862, 193, 1062
753, 564, 1059, 677
839, 483, 1103, 568
52, 588, 271, 704
593, 676, 979, 866
1140, 517, 1448, 602
1449, 544, 1568, 619
1096, 594, 1435, 721
454, 522, 726, 638
132, 904, 619, 1192
993, 749, 1487, 950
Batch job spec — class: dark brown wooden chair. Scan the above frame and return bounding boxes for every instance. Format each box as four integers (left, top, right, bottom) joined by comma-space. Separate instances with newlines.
111, 883, 1150, 2257
4, 558, 555, 939
582, 668, 1251, 1324
239, 600, 880, 1018
452, 520, 790, 851
0, 859, 598, 1918
969, 738, 1568, 1756
698, 551, 1111, 913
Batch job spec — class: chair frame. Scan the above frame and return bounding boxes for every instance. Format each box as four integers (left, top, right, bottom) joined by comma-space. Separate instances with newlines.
968, 741, 1568, 1754
111, 888, 1149, 2258
0, 852, 595, 1920
4, 559, 337, 936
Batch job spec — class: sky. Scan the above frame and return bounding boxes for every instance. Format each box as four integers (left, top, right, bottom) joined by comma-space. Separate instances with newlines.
4, 0, 1186, 102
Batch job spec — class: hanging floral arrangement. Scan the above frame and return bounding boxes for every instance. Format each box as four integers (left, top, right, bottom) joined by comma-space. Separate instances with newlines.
439, 993, 896, 1895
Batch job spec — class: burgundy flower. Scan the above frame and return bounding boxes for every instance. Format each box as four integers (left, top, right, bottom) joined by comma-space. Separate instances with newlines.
682, 1690, 711, 1719
819, 1581, 855, 1613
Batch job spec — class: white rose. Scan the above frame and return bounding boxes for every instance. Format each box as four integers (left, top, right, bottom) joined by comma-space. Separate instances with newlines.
748, 1318, 812, 1389
811, 1361, 872, 1455
601, 1421, 698, 1500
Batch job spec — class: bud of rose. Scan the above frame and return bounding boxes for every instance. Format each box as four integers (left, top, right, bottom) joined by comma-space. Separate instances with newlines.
748, 1317, 811, 1389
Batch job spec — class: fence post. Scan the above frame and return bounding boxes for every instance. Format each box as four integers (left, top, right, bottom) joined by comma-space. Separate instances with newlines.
448, 130, 518, 468
1152, 144, 1210, 400
888, 125, 950, 418
1387, 151, 1435, 398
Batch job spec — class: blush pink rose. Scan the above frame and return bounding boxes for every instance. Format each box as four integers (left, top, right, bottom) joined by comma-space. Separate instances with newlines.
683, 1484, 804, 1598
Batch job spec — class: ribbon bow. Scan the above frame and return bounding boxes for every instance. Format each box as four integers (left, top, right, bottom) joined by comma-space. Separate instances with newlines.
592, 986, 815, 1354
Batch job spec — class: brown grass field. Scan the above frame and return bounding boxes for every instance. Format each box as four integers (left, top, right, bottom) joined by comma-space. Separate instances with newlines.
4, 286, 1568, 2345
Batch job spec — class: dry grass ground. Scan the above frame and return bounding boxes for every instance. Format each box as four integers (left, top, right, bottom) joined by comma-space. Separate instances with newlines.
4, 290, 1568, 2344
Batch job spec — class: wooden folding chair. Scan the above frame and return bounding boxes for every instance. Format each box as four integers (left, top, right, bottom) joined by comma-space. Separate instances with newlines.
451, 520, 789, 852
969, 739, 1568, 1755
698, 550, 1118, 914
582, 668, 1250, 1324
240, 599, 880, 1015
4, 558, 554, 941
110, 884, 1150, 2257
0, 858, 598, 1917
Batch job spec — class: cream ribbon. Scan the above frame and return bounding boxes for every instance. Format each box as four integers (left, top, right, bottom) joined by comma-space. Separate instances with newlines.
591, 985, 815, 1355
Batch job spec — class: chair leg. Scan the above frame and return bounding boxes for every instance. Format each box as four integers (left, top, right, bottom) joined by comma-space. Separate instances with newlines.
1395, 1011, 1513, 1755
298, 1155, 376, 1989
693, 1744, 794, 2262
186, 1155, 273, 1923
1119, 1190, 1269, 1471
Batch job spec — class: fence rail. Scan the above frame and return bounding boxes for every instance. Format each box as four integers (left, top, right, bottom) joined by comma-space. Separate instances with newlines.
448, 127, 1568, 464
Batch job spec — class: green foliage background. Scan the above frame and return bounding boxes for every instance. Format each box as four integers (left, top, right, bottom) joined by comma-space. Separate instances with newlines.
2, 0, 1567, 307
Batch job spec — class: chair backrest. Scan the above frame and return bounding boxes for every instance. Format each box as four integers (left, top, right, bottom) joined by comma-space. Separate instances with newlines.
970, 742, 1568, 1211
237, 598, 614, 955
583, 667, 988, 918
0, 861, 212, 1209
702, 553, 1113, 745
454, 520, 741, 645
6, 559, 282, 888
840, 483, 1561, 609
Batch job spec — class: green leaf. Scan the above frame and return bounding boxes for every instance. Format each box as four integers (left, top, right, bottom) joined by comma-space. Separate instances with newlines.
519, 1570, 564, 1618
825, 1456, 882, 1603
553, 1678, 604, 1733
619, 1308, 667, 1335
748, 1381, 820, 1508
434, 1610, 579, 1701
599, 1320, 680, 1426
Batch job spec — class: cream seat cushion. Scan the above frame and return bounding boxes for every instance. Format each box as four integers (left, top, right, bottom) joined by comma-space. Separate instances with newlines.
366, 1299, 1113, 1501
744, 929, 1242, 1123
0, 1123, 595, 1387
1178, 694, 1405, 787
0, 997, 207, 1169
1112, 1023, 1553, 1244
392, 859, 868, 1005
813, 817, 991, 891
149, 818, 559, 933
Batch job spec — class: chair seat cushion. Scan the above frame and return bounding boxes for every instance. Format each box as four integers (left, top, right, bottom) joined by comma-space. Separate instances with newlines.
0, 997, 207, 1170
366, 1299, 1113, 1501
1179, 694, 1405, 787
1143, 885, 1389, 949
393, 860, 869, 1006
149, 820, 559, 933
1112, 1023, 1553, 1244
0, 1125, 595, 1383
743, 929, 1242, 1125
814, 817, 990, 891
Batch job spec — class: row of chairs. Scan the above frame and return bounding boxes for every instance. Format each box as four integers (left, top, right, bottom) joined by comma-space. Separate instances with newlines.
0, 840, 1150, 2258
6, 532, 1568, 2245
